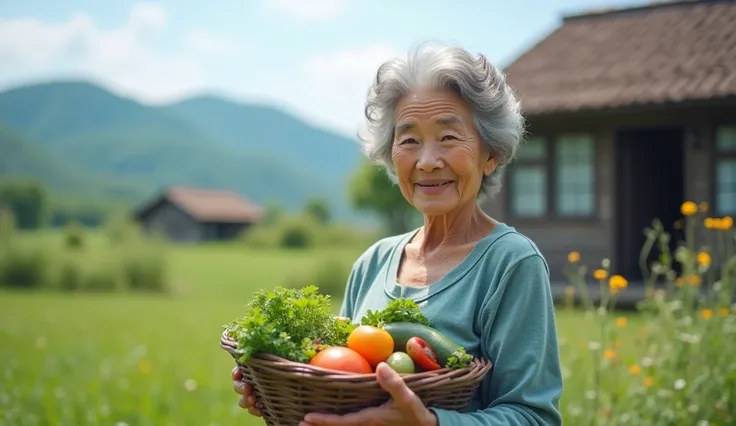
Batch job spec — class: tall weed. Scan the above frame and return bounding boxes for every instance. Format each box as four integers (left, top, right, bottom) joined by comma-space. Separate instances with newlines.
563, 201, 736, 425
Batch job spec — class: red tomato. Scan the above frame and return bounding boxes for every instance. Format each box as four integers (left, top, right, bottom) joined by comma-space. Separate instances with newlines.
309, 346, 373, 374
406, 337, 441, 371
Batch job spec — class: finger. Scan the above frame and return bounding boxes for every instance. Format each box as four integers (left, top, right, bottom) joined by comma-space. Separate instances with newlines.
303, 409, 373, 425
375, 363, 419, 409
233, 380, 246, 396
248, 405, 263, 417
231, 366, 243, 380
239, 393, 258, 408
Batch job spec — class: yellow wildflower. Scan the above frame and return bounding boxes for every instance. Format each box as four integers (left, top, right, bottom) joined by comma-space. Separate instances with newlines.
138, 360, 151, 374
697, 252, 711, 266
568, 251, 580, 263
615, 316, 627, 328
704, 217, 714, 229
722, 216, 733, 230
608, 274, 628, 294
688, 274, 702, 286
719, 307, 730, 317
643, 376, 654, 387
680, 201, 697, 216
593, 269, 608, 280
629, 364, 641, 375
699, 202, 709, 212
603, 349, 616, 360
701, 309, 713, 320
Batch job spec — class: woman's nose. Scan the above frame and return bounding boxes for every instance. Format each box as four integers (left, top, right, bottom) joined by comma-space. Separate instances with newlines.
416, 144, 443, 171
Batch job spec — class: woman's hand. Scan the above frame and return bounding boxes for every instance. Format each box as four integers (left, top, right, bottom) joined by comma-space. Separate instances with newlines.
299, 362, 438, 426
232, 366, 262, 417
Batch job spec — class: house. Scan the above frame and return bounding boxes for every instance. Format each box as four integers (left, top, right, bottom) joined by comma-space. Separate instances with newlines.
133, 186, 265, 243
483, 0, 736, 295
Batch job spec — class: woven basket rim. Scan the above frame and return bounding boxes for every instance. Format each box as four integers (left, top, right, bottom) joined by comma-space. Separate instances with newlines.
220, 330, 493, 379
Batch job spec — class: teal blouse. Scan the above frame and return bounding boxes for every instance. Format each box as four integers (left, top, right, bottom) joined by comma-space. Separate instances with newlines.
339, 222, 564, 425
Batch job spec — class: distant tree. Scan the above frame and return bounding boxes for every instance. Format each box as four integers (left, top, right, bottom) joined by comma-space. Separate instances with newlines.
0, 179, 48, 229
348, 161, 418, 235
304, 198, 331, 224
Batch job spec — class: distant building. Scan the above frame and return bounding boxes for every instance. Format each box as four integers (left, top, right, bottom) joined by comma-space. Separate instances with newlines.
484, 0, 736, 291
133, 186, 264, 243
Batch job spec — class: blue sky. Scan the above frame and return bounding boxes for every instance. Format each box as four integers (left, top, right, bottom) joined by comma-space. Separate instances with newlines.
0, 0, 643, 137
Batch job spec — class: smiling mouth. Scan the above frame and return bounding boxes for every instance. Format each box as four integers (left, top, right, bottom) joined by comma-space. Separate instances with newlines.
416, 181, 454, 187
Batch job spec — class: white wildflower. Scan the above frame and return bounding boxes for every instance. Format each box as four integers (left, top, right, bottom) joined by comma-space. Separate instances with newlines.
674, 379, 686, 390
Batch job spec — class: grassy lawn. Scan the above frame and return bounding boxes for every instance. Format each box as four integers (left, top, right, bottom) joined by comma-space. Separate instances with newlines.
0, 235, 639, 426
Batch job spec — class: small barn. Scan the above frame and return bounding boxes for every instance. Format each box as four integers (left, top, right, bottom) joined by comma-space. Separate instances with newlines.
133, 186, 265, 243
484, 0, 736, 292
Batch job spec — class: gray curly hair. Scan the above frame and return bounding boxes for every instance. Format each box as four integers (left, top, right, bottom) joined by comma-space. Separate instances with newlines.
359, 42, 525, 199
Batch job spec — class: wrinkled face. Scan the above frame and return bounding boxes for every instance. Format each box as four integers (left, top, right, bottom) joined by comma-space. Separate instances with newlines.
391, 87, 497, 216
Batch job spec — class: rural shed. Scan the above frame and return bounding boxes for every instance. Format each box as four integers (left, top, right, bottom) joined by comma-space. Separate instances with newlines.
484, 0, 736, 292
133, 186, 265, 243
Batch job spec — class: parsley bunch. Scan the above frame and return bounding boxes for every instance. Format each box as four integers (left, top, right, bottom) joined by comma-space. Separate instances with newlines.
360, 298, 431, 328
224, 286, 357, 364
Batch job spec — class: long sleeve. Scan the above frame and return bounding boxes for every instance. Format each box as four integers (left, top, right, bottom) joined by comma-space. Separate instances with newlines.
429, 254, 564, 426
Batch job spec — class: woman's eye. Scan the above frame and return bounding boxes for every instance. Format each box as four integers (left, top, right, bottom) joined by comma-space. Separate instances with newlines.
441, 135, 457, 141
400, 138, 418, 145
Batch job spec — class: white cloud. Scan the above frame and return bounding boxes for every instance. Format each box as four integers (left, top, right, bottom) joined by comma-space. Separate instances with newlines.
300, 44, 403, 133
264, 0, 346, 22
185, 30, 230, 57
0, 2, 238, 103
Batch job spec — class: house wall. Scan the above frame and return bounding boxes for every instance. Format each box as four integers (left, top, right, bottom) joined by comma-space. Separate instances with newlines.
486, 102, 736, 284
140, 201, 202, 243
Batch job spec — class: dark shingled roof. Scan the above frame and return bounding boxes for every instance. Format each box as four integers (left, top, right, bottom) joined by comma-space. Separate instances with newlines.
137, 186, 265, 223
503, 0, 736, 116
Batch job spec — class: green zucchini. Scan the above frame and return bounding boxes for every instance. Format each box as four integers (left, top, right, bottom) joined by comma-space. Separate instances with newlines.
382, 322, 461, 366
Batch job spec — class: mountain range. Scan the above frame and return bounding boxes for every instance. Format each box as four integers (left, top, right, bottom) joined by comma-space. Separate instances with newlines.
0, 81, 365, 221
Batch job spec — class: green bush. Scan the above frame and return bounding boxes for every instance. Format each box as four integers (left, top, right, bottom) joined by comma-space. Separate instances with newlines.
0, 239, 52, 289
62, 221, 85, 249
55, 255, 85, 292
0, 211, 170, 294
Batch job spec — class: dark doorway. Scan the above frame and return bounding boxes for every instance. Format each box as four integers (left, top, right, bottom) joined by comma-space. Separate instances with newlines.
614, 127, 685, 283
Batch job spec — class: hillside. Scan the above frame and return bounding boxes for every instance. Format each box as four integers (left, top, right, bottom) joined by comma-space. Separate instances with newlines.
162, 96, 361, 177
0, 81, 361, 218
0, 123, 148, 203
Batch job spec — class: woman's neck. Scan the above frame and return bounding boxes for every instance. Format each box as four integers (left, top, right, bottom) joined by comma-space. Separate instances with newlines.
415, 201, 496, 253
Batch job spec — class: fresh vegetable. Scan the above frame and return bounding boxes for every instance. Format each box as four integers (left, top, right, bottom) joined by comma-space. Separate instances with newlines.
406, 337, 441, 371
382, 322, 461, 367
385, 352, 415, 374
223, 286, 357, 364
222, 286, 473, 372
309, 346, 373, 374
347, 325, 394, 367
360, 299, 430, 328
446, 347, 473, 370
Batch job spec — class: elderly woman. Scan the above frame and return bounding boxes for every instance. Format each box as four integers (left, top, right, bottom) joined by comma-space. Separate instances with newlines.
232, 42, 563, 426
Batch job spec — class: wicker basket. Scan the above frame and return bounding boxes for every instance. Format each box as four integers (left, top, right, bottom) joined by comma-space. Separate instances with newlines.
220, 331, 493, 426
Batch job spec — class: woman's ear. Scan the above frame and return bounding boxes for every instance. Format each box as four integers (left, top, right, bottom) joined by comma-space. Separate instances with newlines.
483, 154, 497, 176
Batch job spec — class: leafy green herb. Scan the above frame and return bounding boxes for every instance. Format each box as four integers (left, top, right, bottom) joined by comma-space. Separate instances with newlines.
224, 286, 357, 364
360, 298, 430, 328
446, 347, 473, 369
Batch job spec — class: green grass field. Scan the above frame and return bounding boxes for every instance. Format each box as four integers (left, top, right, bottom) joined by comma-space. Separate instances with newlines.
0, 236, 640, 426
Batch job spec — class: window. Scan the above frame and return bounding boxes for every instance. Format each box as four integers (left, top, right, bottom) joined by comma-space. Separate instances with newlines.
507, 133, 596, 219
716, 126, 736, 216
555, 134, 595, 216
509, 137, 547, 217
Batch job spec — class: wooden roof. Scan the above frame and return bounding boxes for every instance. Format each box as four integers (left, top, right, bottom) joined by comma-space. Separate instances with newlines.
136, 186, 265, 223
503, 0, 736, 117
